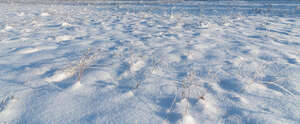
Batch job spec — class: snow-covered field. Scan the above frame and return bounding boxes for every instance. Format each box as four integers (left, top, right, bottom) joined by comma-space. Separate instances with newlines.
1, 1, 300, 124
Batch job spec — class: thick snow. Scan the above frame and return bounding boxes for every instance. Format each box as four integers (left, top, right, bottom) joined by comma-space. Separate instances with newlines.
1, 1, 300, 124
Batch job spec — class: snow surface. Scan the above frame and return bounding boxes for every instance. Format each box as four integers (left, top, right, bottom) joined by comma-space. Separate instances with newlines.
1, 1, 300, 124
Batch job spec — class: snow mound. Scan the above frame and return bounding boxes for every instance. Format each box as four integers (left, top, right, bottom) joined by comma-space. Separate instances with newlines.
181, 114, 196, 124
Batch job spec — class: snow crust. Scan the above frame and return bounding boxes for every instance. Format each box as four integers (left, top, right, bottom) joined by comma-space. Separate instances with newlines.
1, 1, 300, 124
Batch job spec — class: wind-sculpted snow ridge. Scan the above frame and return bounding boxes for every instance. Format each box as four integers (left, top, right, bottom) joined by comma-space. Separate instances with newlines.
1, 1, 300, 124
